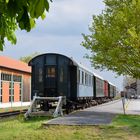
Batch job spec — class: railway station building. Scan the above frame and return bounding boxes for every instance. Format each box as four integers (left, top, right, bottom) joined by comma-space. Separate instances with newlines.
0, 56, 31, 103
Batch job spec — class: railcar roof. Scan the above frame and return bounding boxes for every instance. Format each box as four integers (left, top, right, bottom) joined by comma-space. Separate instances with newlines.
71, 58, 104, 80
29, 53, 116, 86
93, 72, 104, 80
71, 58, 93, 74
109, 82, 115, 86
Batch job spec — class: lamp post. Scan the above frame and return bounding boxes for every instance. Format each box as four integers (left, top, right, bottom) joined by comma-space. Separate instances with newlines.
122, 91, 126, 115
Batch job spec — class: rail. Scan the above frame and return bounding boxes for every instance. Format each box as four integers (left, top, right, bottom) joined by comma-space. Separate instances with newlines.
0, 109, 27, 118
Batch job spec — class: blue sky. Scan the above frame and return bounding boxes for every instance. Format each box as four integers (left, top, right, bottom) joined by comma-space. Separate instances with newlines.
0, 0, 123, 90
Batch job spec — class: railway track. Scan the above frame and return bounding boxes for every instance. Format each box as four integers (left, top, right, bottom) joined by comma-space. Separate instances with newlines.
0, 109, 27, 118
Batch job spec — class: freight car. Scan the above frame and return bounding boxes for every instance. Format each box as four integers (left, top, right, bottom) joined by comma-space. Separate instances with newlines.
28, 53, 116, 113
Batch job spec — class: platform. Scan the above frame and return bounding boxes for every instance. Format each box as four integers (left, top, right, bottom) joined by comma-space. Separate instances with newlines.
43, 111, 116, 126
43, 99, 140, 126
0, 102, 30, 108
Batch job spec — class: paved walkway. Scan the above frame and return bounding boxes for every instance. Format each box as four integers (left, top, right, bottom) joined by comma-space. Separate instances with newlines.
43, 99, 140, 126
126, 99, 140, 114
44, 111, 116, 126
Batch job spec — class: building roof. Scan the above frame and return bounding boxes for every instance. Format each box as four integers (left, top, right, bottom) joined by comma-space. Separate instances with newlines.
0, 56, 31, 73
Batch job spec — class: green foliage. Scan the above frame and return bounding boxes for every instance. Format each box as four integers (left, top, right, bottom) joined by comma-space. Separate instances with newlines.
82, 0, 140, 79
0, 0, 52, 51
19, 52, 40, 63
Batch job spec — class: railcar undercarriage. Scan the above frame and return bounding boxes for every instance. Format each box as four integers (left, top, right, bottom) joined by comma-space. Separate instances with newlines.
24, 96, 113, 119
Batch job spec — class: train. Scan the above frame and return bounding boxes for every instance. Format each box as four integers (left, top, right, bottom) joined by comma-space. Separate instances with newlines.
29, 53, 116, 112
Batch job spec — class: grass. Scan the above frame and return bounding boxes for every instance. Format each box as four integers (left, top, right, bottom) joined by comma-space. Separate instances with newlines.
0, 114, 140, 140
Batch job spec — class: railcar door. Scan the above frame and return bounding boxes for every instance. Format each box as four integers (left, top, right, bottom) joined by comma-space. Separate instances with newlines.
45, 66, 57, 97
70, 66, 77, 100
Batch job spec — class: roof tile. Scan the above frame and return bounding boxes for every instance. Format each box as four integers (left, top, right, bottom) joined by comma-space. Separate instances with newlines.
0, 56, 31, 73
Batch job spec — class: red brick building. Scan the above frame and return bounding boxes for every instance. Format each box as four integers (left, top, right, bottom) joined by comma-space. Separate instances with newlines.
0, 56, 31, 103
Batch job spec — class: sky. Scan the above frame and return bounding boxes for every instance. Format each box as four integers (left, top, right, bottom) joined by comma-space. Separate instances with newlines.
0, 0, 123, 90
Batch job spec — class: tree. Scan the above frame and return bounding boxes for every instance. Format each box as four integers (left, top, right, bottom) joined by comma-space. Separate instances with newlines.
20, 52, 40, 63
0, 0, 52, 51
123, 76, 136, 90
82, 0, 140, 79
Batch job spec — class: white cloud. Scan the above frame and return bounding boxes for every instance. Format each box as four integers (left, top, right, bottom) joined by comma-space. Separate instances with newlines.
0, 0, 123, 90
47, 0, 105, 22
33, 0, 105, 36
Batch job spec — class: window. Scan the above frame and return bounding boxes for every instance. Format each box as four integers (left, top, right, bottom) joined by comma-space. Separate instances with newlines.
1, 73, 11, 81
46, 67, 56, 78
13, 75, 21, 82
1, 73, 23, 103
19, 89, 21, 101
9, 96, 11, 102
90, 76, 93, 86
85, 73, 88, 85
82, 71, 84, 84
60, 67, 64, 82
0, 81, 2, 102
9, 89, 11, 95
46, 55, 56, 65
79, 70, 82, 84
9, 82, 14, 102
19, 96, 21, 101
9, 96, 14, 102
19, 83, 22, 102
89, 75, 91, 86
1, 83, 2, 95
0, 96, 2, 102
9, 82, 12, 88
38, 68, 43, 82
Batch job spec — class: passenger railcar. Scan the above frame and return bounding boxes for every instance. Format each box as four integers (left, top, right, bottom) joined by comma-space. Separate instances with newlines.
104, 80, 109, 97
29, 53, 116, 111
93, 73, 104, 98
108, 82, 116, 98
29, 53, 77, 100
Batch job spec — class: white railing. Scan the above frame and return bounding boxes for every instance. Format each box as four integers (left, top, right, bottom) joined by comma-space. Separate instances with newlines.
24, 96, 66, 119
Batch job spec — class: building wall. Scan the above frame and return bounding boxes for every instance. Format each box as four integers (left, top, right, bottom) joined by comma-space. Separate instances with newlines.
0, 68, 31, 103
23, 75, 31, 101
137, 80, 140, 95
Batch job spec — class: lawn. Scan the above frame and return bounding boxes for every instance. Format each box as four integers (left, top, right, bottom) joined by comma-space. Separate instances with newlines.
0, 114, 140, 140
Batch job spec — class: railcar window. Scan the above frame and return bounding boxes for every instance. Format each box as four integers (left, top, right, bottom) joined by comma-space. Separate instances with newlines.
96, 78, 102, 94
89, 75, 91, 85
89, 75, 91, 86
80, 70, 82, 84
89, 76, 90, 86
60, 67, 64, 82
82, 71, 83, 84
85, 73, 88, 85
46, 56, 56, 65
47, 67, 56, 78
38, 68, 43, 82
85, 73, 86, 85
